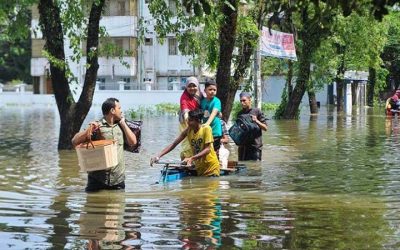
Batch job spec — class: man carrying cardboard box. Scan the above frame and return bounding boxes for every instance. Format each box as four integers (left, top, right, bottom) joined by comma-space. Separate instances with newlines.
72, 97, 137, 192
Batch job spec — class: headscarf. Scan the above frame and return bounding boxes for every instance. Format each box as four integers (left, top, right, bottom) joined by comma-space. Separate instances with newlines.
179, 76, 201, 122
186, 76, 199, 88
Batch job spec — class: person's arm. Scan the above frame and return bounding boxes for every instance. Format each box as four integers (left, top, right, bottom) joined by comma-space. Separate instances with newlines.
150, 128, 188, 165
204, 98, 221, 127
204, 108, 219, 127
182, 143, 211, 166
71, 122, 100, 147
251, 110, 268, 131
220, 134, 229, 144
220, 120, 229, 143
119, 117, 137, 146
182, 109, 190, 126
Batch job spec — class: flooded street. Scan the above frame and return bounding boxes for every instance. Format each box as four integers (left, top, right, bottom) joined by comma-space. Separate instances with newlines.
0, 105, 400, 249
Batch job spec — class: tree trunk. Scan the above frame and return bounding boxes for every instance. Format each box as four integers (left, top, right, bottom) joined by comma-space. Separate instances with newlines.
282, 43, 312, 119
215, 0, 238, 121
335, 53, 346, 112
367, 67, 376, 107
39, 0, 105, 149
335, 79, 343, 112
287, 60, 293, 97
228, 40, 255, 120
308, 90, 318, 114
327, 83, 334, 105
351, 81, 358, 105
336, 78, 344, 112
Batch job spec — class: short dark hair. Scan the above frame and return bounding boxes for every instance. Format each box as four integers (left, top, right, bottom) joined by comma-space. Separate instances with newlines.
102, 97, 119, 115
239, 92, 252, 99
205, 79, 217, 89
188, 109, 204, 122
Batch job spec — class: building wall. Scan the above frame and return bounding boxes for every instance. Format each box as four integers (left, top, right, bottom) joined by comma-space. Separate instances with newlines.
30, 0, 196, 94
263, 76, 328, 105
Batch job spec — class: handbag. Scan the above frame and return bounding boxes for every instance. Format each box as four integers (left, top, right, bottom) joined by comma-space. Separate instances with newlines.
122, 120, 142, 153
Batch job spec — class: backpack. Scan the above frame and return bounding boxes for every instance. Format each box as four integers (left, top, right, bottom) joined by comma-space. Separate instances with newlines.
121, 120, 142, 153
228, 114, 261, 146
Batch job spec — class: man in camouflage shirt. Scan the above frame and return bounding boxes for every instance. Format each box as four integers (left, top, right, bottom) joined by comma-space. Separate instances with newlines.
72, 98, 137, 192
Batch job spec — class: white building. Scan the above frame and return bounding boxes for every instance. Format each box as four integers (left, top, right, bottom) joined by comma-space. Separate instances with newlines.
30, 0, 197, 95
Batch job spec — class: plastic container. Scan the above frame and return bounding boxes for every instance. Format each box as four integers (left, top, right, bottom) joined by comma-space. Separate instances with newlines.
75, 140, 118, 172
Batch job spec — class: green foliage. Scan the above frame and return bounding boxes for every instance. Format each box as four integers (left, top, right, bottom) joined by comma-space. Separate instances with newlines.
230, 101, 278, 120
230, 101, 242, 120
126, 103, 180, 119
261, 57, 288, 78
0, 0, 34, 83
274, 84, 289, 119
381, 10, 400, 90
375, 67, 389, 92
262, 102, 279, 112
155, 103, 180, 115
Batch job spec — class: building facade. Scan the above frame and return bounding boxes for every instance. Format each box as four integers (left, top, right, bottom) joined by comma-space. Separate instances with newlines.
30, 0, 197, 95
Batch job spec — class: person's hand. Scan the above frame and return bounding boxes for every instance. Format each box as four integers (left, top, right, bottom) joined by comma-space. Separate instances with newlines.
251, 115, 258, 122
182, 157, 194, 167
86, 122, 100, 140
88, 121, 100, 130
150, 156, 160, 166
118, 116, 126, 125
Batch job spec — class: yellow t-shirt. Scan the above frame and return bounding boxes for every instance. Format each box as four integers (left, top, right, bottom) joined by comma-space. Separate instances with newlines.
187, 125, 220, 177
179, 121, 192, 159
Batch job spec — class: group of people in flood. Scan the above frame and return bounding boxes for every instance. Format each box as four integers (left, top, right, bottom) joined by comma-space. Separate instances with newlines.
385, 89, 400, 116
72, 76, 268, 192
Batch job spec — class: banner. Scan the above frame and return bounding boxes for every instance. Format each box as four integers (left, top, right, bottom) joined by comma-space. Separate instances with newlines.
260, 27, 297, 61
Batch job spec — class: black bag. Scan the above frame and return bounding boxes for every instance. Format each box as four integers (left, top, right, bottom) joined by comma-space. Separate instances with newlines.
228, 114, 261, 146
122, 120, 142, 153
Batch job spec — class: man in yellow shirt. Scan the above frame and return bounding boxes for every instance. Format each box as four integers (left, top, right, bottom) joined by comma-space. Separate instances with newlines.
150, 109, 220, 177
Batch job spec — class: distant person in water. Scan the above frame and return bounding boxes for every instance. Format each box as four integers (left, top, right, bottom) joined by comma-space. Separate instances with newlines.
179, 76, 202, 159
385, 90, 400, 116
151, 109, 220, 177
236, 92, 268, 161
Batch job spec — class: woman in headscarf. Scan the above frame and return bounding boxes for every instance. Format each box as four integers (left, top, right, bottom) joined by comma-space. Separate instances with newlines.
179, 76, 202, 159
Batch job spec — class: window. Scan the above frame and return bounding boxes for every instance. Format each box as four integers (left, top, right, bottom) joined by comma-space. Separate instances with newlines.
123, 77, 131, 90
96, 78, 106, 90
114, 38, 124, 49
168, 38, 178, 55
145, 38, 153, 46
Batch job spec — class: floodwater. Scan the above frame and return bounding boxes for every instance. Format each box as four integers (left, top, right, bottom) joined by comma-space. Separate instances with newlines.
0, 105, 400, 249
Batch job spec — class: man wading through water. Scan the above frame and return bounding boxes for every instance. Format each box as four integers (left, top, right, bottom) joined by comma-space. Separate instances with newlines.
236, 92, 268, 161
72, 97, 137, 192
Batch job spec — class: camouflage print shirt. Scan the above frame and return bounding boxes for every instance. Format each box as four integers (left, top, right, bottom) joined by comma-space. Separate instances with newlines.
88, 118, 125, 186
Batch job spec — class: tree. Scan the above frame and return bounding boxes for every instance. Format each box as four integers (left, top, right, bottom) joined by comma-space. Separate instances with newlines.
0, 1, 33, 83
38, 0, 106, 149
381, 10, 400, 91
149, 0, 261, 121
273, 0, 397, 118
273, 1, 338, 119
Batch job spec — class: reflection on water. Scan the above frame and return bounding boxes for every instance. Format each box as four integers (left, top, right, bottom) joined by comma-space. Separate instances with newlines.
0, 106, 400, 249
